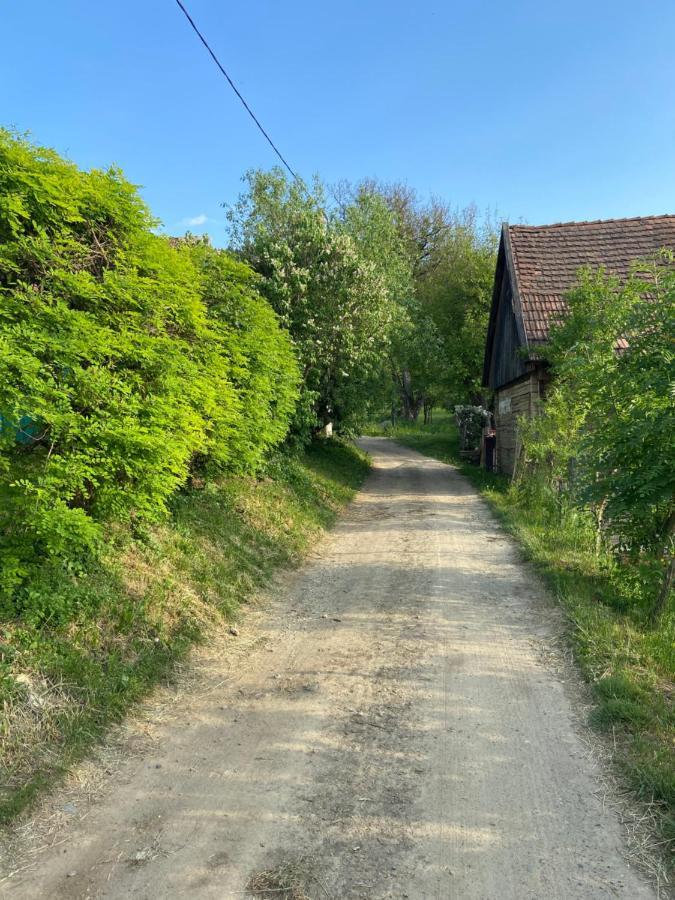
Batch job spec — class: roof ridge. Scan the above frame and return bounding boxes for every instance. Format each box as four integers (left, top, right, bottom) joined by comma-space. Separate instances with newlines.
508, 213, 675, 231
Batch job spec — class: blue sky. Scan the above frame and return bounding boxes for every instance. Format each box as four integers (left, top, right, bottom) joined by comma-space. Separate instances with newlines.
3, 1, 675, 244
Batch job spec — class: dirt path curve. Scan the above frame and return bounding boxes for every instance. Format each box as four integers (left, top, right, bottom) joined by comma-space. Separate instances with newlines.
3, 438, 655, 899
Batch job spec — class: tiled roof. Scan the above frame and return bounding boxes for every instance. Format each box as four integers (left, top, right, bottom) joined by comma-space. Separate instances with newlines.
507, 215, 675, 343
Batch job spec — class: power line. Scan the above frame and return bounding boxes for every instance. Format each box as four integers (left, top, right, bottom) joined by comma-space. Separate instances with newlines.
173, 0, 301, 183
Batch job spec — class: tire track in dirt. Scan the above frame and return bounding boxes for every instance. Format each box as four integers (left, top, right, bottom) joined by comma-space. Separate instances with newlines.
1, 438, 656, 899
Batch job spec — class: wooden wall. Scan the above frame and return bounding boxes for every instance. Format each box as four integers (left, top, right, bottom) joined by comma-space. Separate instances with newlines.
486, 273, 528, 389
494, 373, 543, 476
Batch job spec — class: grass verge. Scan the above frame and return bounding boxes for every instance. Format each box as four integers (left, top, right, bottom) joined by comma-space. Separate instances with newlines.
370, 411, 674, 870
0, 439, 370, 824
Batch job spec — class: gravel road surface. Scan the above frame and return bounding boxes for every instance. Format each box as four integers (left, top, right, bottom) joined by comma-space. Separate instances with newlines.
2, 438, 655, 899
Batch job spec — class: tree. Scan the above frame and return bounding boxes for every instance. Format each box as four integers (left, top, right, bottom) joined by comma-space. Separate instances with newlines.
524, 258, 675, 620
227, 169, 395, 437
336, 180, 498, 416
415, 207, 498, 405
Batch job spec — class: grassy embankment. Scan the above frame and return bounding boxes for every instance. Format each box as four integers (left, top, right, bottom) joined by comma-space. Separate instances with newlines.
0, 440, 370, 824
368, 411, 674, 861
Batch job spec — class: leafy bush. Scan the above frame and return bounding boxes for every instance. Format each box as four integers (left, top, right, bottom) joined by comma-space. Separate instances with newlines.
186, 239, 300, 472
519, 259, 675, 619
0, 131, 299, 611
454, 404, 490, 451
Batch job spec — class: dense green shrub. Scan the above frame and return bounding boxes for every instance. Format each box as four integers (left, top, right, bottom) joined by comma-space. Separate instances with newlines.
187, 240, 299, 469
0, 131, 299, 609
518, 260, 675, 619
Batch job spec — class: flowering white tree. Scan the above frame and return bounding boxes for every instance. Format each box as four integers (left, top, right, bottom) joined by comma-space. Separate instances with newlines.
228, 170, 395, 437
454, 405, 490, 451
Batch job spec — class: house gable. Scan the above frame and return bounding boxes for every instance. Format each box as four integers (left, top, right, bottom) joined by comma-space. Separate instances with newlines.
482, 226, 529, 390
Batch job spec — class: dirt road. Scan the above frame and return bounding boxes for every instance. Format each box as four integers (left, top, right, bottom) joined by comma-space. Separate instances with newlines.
2, 438, 655, 899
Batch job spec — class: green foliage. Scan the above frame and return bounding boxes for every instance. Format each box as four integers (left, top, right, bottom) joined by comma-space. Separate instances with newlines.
228, 170, 394, 437
335, 185, 425, 420
454, 404, 490, 451
229, 174, 497, 431
558, 265, 674, 555
520, 259, 675, 618
335, 184, 413, 307
415, 208, 498, 404
342, 182, 498, 415
0, 131, 299, 608
389, 298, 446, 419
185, 240, 300, 472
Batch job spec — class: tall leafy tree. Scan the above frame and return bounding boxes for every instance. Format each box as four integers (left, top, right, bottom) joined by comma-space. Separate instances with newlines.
228, 169, 394, 436
416, 209, 498, 404
336, 180, 497, 416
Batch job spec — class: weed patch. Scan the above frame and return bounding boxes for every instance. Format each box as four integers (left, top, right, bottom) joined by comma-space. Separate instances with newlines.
246, 856, 315, 899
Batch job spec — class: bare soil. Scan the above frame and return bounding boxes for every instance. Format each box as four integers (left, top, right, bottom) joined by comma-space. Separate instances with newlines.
0, 439, 657, 898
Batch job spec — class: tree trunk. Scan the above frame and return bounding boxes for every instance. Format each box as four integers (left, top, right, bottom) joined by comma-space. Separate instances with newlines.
423, 399, 434, 425
399, 370, 423, 421
593, 498, 607, 556
650, 509, 675, 623
405, 398, 423, 421
651, 554, 674, 624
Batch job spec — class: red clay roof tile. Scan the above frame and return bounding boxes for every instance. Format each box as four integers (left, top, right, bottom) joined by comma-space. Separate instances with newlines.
507, 215, 675, 344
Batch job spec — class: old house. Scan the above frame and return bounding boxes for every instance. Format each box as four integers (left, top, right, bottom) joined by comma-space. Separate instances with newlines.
482, 215, 675, 476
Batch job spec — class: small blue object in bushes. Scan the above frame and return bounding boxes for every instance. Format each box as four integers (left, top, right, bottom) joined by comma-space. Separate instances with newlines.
0, 413, 42, 445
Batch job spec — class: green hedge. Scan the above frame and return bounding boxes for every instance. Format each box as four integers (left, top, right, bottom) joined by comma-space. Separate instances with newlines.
0, 130, 299, 616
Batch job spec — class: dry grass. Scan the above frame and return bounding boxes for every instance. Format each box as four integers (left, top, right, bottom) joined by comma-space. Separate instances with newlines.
0, 615, 274, 884
584, 731, 672, 897
1, 673, 78, 801
246, 857, 316, 899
